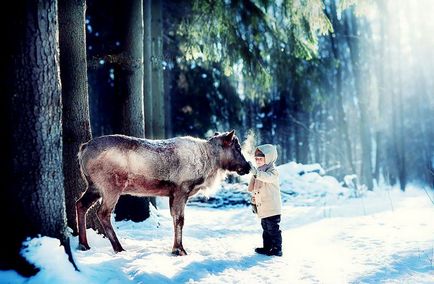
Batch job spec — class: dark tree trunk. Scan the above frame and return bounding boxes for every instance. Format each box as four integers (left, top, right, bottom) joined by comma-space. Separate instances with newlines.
58, 0, 102, 235
279, 91, 291, 163
2, 0, 76, 275
144, 0, 158, 208
151, 0, 165, 139
115, 1, 145, 137
295, 110, 309, 164
291, 78, 309, 164
144, 0, 153, 139
326, 2, 355, 176
248, 95, 257, 132
112, 0, 151, 222
313, 107, 321, 164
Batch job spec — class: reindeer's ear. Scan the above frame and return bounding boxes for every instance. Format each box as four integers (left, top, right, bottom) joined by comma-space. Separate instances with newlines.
223, 130, 235, 146
227, 130, 235, 139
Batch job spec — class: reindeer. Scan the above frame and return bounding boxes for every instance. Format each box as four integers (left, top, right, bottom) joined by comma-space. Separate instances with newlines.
76, 130, 251, 255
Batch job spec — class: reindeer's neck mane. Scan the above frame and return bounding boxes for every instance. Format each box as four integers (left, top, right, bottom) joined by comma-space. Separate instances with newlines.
192, 140, 227, 195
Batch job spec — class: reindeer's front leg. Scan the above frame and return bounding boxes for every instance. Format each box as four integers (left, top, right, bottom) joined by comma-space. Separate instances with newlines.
169, 193, 188, 256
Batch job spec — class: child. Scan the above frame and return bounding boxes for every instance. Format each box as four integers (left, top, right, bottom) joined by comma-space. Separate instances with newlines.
248, 144, 282, 256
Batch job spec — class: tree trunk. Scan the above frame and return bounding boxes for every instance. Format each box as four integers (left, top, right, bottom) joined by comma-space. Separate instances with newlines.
151, 0, 165, 139
295, 110, 309, 164
346, 14, 374, 190
313, 108, 321, 165
116, 1, 145, 137
279, 90, 291, 163
2, 0, 76, 275
373, 0, 387, 185
164, 57, 173, 139
388, 7, 407, 191
358, 95, 374, 191
113, 0, 151, 222
144, 0, 153, 139
393, 64, 407, 191
327, 3, 355, 176
58, 0, 102, 235
143, 0, 158, 209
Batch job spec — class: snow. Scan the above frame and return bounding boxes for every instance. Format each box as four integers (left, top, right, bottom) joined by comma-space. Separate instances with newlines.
1, 162, 434, 284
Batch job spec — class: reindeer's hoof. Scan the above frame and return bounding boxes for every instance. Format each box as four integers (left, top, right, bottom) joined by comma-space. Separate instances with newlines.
78, 243, 90, 251
171, 248, 187, 256
114, 245, 125, 253
114, 247, 125, 253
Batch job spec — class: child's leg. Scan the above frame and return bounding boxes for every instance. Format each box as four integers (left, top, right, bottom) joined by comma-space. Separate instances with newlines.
263, 215, 282, 250
261, 218, 272, 249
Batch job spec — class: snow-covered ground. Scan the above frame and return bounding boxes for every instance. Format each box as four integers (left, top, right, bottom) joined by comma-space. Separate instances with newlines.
2, 162, 434, 283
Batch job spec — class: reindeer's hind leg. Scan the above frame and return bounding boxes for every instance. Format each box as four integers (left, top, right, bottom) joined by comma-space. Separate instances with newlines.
97, 192, 124, 253
76, 183, 101, 251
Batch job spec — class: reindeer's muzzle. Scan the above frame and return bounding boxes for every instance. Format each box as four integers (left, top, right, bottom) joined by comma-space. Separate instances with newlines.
236, 162, 251, 176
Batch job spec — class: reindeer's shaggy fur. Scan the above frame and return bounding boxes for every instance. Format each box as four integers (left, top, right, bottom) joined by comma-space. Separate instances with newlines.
76, 131, 250, 255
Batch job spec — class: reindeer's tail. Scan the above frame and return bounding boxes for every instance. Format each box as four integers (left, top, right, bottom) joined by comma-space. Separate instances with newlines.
78, 142, 90, 179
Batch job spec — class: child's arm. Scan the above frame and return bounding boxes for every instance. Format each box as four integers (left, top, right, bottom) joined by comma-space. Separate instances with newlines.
247, 176, 255, 192
249, 162, 279, 184
254, 168, 279, 184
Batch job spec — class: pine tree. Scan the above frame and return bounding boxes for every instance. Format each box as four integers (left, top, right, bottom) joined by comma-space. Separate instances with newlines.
2, 0, 76, 275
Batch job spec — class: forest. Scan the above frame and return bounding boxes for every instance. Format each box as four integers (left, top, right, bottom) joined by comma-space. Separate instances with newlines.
1, 0, 433, 278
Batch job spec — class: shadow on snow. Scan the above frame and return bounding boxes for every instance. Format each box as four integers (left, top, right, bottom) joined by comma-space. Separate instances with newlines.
354, 252, 433, 284
133, 254, 266, 283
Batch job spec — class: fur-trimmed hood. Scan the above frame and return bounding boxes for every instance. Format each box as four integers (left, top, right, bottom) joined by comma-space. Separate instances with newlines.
256, 144, 278, 166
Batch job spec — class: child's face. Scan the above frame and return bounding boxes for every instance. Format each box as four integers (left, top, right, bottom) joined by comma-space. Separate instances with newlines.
255, 156, 265, 167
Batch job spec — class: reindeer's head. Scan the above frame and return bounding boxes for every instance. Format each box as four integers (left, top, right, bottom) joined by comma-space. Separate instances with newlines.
209, 130, 251, 175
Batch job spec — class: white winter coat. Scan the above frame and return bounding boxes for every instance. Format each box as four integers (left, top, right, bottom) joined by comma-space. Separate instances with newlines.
248, 144, 282, 218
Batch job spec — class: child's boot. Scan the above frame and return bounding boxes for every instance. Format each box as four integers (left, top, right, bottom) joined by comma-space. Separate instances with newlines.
267, 247, 282, 257
254, 247, 269, 255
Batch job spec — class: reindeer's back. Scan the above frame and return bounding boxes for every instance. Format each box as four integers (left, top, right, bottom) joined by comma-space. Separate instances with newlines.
78, 134, 213, 183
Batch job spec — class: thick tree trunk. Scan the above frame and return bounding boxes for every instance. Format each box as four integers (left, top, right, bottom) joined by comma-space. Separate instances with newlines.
58, 0, 102, 235
116, 1, 145, 137
113, 0, 151, 222
2, 0, 76, 275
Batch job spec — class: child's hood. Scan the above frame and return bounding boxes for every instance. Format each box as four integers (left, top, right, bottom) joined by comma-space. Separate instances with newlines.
256, 144, 278, 165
